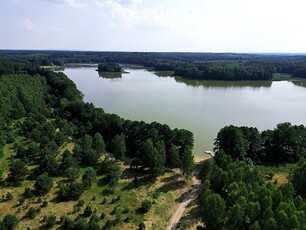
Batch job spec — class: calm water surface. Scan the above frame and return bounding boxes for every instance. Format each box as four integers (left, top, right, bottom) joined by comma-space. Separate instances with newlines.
64, 66, 306, 159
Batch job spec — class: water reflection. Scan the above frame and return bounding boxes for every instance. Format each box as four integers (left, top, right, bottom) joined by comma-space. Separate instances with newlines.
292, 80, 306, 88
174, 77, 273, 88
98, 71, 123, 79
153, 71, 175, 77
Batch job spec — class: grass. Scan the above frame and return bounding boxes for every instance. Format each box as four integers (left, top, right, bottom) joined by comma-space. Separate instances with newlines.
0, 143, 191, 229
272, 73, 292, 81
256, 162, 297, 185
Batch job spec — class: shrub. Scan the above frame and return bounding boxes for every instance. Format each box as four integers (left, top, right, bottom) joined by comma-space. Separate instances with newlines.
5, 192, 13, 201
41, 200, 48, 207
3, 214, 19, 230
139, 222, 146, 230
43, 214, 56, 228
83, 206, 92, 217
34, 174, 54, 195
26, 207, 39, 219
140, 200, 152, 213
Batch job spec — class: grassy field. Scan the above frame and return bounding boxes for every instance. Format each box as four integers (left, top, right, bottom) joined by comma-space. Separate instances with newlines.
0, 143, 191, 229
272, 73, 292, 81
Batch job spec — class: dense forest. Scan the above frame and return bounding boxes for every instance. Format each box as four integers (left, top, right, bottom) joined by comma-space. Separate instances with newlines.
0, 56, 194, 229
214, 123, 306, 163
195, 124, 306, 229
1, 50, 306, 81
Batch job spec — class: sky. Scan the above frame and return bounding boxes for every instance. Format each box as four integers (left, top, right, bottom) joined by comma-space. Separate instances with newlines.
1, 0, 306, 52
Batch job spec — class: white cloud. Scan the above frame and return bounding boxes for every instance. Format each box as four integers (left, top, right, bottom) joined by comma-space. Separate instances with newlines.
22, 18, 34, 32
35, 0, 87, 9
96, 0, 175, 30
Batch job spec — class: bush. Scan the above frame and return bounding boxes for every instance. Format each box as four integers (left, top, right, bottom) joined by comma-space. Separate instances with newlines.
139, 222, 146, 230
34, 174, 54, 195
23, 187, 34, 199
83, 206, 92, 217
140, 200, 152, 213
5, 192, 13, 201
82, 167, 97, 188
76, 199, 85, 207
3, 214, 19, 230
65, 167, 80, 181
26, 207, 39, 219
18, 196, 25, 205
41, 200, 48, 207
72, 217, 88, 229
58, 182, 84, 201
43, 214, 56, 227
60, 215, 73, 229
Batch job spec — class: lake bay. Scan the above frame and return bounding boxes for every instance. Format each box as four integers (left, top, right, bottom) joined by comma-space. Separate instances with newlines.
64, 66, 306, 159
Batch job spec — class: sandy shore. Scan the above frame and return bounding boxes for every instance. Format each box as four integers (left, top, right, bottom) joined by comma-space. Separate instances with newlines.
194, 153, 211, 163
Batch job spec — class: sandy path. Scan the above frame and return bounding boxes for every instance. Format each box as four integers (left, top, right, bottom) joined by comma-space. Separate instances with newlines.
166, 177, 201, 230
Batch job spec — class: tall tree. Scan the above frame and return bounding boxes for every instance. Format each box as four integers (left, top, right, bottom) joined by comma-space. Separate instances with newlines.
7, 159, 28, 186
110, 134, 126, 160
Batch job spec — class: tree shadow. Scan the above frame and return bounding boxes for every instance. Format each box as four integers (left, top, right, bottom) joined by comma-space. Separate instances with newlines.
121, 175, 154, 191
153, 180, 186, 199
160, 173, 181, 183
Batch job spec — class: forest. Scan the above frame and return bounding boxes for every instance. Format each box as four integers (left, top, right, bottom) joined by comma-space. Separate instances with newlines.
1, 50, 306, 81
195, 124, 306, 229
1, 51, 306, 229
0, 56, 194, 229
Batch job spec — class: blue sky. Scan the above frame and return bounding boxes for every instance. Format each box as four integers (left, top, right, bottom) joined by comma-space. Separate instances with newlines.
1, 0, 306, 52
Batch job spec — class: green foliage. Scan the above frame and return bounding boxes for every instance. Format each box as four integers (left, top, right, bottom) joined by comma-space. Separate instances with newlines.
180, 148, 195, 179
140, 199, 152, 213
93, 132, 105, 153
0, 74, 47, 119
58, 182, 84, 201
83, 206, 92, 217
292, 163, 306, 197
138, 222, 146, 230
7, 159, 28, 186
201, 193, 225, 229
26, 207, 40, 219
2, 214, 19, 230
198, 150, 306, 229
82, 167, 97, 188
43, 214, 56, 228
168, 146, 181, 168
110, 134, 126, 160
292, 68, 306, 78
65, 167, 80, 181
5, 192, 13, 201
215, 123, 306, 164
34, 173, 54, 195
215, 125, 247, 160
39, 154, 59, 177
98, 62, 122, 72
60, 150, 77, 170
104, 160, 122, 189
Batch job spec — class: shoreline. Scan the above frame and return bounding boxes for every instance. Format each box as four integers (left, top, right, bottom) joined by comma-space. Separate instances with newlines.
194, 154, 211, 163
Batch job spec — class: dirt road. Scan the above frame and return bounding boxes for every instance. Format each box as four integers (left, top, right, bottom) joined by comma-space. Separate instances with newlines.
166, 177, 201, 230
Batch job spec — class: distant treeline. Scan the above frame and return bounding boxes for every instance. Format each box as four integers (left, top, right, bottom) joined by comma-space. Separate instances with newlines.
1, 50, 306, 80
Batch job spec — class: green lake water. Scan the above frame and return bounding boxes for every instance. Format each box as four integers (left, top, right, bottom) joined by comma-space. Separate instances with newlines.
64, 66, 306, 159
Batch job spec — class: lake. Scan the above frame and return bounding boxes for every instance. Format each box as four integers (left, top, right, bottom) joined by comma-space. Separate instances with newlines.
64, 66, 306, 160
